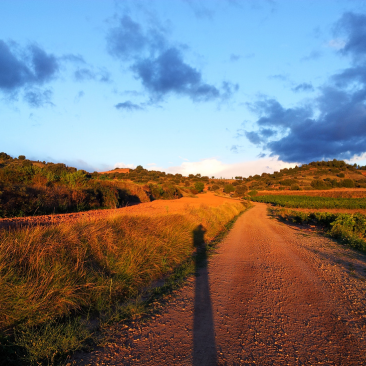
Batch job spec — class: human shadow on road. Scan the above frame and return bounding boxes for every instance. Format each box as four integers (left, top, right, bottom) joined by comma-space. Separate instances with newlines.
192, 224, 217, 365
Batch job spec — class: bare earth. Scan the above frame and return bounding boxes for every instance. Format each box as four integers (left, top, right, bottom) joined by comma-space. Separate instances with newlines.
73, 202, 366, 365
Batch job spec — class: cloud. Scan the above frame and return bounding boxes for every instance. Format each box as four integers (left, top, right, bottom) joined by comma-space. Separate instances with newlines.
241, 12, 366, 164
74, 67, 110, 83
181, 0, 215, 19
291, 83, 314, 92
245, 89, 366, 162
335, 12, 366, 61
23, 88, 54, 108
301, 50, 322, 62
107, 15, 237, 102
115, 100, 144, 111
230, 145, 242, 153
0, 40, 59, 93
229, 54, 241, 62
327, 39, 346, 50
166, 157, 297, 178
268, 74, 288, 81
113, 162, 135, 169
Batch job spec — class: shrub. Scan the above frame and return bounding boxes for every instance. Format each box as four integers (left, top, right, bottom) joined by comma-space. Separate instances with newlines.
342, 179, 355, 188
194, 181, 205, 193
223, 184, 235, 194
311, 179, 332, 190
235, 185, 248, 196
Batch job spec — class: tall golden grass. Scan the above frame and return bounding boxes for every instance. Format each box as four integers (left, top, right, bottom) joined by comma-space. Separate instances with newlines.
0, 201, 246, 332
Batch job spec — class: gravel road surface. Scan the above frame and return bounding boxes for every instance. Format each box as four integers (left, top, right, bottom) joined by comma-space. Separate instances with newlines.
74, 202, 366, 365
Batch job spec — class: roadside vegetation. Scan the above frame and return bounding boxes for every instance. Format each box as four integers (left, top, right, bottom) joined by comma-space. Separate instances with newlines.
0, 199, 249, 365
272, 207, 366, 254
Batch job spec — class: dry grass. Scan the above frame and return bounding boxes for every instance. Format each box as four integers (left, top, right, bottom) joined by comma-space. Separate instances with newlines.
0, 201, 246, 333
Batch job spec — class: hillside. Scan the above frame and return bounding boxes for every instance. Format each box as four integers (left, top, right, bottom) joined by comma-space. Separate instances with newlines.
1, 152, 366, 218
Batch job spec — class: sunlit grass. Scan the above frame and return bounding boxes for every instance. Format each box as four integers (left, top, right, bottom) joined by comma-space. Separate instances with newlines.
0, 200, 247, 365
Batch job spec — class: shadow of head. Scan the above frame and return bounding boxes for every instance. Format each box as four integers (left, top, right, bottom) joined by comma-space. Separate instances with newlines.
193, 224, 207, 248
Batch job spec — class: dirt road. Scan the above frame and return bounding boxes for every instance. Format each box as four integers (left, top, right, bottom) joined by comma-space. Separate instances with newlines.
75, 202, 366, 365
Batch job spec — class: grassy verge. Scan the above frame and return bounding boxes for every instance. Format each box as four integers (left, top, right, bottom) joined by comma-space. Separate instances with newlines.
271, 207, 366, 253
0, 200, 249, 365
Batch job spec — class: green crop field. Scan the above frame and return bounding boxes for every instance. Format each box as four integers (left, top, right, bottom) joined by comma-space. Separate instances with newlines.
251, 194, 366, 209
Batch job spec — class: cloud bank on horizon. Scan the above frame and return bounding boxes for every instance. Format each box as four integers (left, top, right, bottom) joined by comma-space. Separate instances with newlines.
1, 1, 366, 175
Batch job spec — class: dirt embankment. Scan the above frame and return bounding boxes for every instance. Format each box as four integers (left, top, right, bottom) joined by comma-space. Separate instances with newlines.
73, 202, 366, 365
0, 193, 235, 230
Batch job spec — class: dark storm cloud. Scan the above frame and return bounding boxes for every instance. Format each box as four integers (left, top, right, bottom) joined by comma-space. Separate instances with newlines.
0, 40, 59, 92
243, 12, 366, 163
107, 15, 237, 102
115, 100, 144, 111
292, 83, 314, 92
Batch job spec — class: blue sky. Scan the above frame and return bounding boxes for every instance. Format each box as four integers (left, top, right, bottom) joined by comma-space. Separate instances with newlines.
1, 0, 366, 177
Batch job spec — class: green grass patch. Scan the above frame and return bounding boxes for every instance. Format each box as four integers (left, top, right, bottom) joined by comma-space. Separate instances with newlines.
252, 194, 366, 209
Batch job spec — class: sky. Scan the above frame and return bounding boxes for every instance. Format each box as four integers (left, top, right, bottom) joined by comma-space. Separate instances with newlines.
1, 0, 366, 178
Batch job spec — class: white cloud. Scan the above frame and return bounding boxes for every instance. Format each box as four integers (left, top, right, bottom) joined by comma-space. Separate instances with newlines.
166, 157, 298, 178
327, 39, 345, 50
113, 162, 135, 169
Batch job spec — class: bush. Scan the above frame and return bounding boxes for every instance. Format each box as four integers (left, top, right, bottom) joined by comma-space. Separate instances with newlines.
290, 184, 301, 190
194, 181, 205, 193
248, 190, 258, 196
342, 179, 355, 188
211, 184, 220, 191
223, 184, 235, 194
235, 185, 248, 196
311, 179, 332, 190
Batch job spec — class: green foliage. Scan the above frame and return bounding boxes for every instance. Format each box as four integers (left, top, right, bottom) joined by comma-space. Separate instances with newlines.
311, 179, 332, 190
235, 185, 248, 196
223, 184, 235, 194
248, 190, 258, 196
194, 181, 205, 193
251, 194, 366, 209
280, 178, 297, 186
274, 209, 366, 253
15, 318, 91, 365
342, 178, 355, 188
